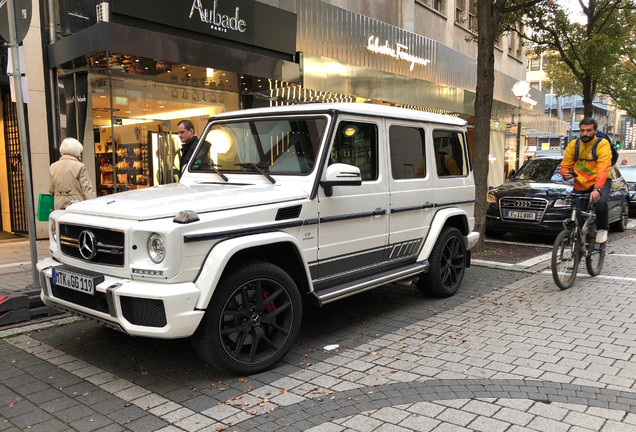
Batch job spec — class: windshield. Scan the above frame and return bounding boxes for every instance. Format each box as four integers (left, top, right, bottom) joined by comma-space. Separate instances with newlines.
190, 116, 327, 175
619, 166, 636, 182
512, 158, 565, 182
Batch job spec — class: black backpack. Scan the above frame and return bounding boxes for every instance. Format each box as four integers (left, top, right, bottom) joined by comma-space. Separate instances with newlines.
574, 130, 619, 166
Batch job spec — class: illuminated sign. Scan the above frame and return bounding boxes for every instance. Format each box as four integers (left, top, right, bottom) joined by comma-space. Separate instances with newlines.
189, 0, 246, 33
366, 35, 431, 71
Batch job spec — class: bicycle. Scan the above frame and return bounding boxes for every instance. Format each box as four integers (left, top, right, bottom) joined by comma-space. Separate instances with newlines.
551, 192, 606, 290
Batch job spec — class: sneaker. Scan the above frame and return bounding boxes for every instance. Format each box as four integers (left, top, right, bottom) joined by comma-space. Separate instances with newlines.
596, 229, 608, 244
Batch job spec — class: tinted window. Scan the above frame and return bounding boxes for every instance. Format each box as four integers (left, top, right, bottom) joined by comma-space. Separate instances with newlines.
389, 125, 426, 179
330, 121, 378, 181
513, 158, 563, 182
433, 130, 467, 177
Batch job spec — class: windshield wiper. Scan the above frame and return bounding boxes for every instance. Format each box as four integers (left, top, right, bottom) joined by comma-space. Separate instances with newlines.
210, 164, 228, 182
235, 162, 276, 184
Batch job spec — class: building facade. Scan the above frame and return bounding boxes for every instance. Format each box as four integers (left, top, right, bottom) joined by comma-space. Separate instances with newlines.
1, 0, 565, 238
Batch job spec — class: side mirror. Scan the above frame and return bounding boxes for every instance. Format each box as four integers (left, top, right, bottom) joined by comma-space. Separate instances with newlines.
320, 163, 362, 197
508, 169, 516, 179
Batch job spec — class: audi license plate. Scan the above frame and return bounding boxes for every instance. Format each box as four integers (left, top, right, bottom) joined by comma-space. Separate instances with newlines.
505, 210, 536, 221
52, 268, 101, 295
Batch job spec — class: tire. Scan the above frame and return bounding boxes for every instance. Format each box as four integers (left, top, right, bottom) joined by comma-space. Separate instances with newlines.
585, 241, 605, 277
191, 261, 302, 375
551, 229, 580, 290
609, 201, 629, 232
416, 227, 466, 298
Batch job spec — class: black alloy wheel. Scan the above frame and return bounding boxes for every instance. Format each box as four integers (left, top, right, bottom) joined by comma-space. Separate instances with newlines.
192, 261, 302, 375
416, 226, 466, 297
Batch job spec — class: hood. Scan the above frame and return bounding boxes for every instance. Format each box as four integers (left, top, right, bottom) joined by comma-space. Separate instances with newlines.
64, 182, 308, 220
490, 180, 573, 198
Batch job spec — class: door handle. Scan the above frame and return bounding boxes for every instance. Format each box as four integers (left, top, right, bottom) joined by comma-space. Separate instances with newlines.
372, 208, 386, 216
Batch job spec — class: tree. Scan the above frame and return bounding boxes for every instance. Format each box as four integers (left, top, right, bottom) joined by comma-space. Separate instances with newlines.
597, 9, 636, 118
472, 0, 541, 249
523, 0, 634, 118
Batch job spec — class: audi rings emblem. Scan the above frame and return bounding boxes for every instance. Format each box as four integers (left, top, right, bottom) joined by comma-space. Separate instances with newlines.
78, 230, 97, 260
512, 200, 531, 208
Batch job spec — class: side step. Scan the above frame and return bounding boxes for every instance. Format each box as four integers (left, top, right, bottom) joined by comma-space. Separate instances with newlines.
312, 261, 429, 306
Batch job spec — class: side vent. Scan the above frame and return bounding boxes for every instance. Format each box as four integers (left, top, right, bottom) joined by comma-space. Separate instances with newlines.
276, 205, 302, 221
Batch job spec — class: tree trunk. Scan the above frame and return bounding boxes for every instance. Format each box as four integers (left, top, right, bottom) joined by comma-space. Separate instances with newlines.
473, 0, 502, 250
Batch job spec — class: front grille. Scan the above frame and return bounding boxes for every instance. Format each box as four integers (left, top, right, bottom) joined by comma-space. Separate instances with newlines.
60, 224, 125, 266
500, 197, 548, 221
51, 284, 110, 314
120, 297, 167, 327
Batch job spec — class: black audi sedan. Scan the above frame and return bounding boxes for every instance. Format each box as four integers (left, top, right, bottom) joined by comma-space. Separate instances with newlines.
486, 156, 630, 237
618, 165, 636, 214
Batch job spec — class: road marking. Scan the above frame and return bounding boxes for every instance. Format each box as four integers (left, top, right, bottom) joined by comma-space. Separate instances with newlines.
607, 253, 636, 258
541, 270, 636, 282
0, 261, 30, 269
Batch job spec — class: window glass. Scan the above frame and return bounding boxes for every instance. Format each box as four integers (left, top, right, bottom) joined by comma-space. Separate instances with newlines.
193, 117, 326, 175
330, 121, 378, 181
389, 125, 426, 179
530, 56, 540, 71
433, 130, 468, 177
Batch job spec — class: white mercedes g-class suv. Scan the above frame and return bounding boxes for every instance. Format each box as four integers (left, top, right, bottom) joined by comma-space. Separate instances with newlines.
38, 103, 478, 374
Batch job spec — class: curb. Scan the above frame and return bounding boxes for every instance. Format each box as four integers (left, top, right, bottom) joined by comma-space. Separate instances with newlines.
0, 288, 62, 326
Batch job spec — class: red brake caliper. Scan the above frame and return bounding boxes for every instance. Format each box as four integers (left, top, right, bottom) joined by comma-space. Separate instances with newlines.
262, 289, 276, 334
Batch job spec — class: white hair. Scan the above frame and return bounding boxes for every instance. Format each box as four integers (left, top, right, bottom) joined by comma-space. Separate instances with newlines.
59, 137, 84, 157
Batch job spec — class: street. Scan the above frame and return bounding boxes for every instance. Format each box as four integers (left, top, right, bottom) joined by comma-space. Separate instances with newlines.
1, 229, 636, 431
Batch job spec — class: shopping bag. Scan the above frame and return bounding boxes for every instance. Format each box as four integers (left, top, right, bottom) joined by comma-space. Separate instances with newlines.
37, 193, 54, 221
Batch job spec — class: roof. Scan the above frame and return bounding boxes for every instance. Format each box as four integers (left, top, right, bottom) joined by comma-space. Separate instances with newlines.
213, 103, 467, 127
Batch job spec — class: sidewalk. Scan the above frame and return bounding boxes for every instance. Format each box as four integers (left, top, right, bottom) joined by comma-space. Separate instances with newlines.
0, 236, 60, 325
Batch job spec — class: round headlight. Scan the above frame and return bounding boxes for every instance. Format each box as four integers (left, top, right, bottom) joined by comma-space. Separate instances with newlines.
148, 233, 165, 264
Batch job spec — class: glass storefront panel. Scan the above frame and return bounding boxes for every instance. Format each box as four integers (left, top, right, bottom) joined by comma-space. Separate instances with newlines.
91, 73, 238, 194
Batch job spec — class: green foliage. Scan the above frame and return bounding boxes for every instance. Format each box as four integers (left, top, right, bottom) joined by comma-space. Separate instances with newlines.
524, 0, 635, 116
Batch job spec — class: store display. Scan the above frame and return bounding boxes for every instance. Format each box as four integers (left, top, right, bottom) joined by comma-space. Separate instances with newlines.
95, 139, 153, 194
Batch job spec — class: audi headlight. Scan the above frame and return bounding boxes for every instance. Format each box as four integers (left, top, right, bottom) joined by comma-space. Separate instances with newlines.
553, 198, 572, 208
487, 191, 497, 204
148, 233, 165, 264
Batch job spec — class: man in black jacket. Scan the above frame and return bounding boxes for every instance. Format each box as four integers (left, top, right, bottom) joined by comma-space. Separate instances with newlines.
177, 119, 198, 175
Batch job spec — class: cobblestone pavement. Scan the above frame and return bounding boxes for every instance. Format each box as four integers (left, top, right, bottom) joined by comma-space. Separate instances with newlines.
1, 230, 636, 431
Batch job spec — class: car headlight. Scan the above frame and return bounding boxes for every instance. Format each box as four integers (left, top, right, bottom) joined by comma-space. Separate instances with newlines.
487, 191, 497, 203
148, 233, 165, 264
50, 218, 57, 243
553, 198, 572, 208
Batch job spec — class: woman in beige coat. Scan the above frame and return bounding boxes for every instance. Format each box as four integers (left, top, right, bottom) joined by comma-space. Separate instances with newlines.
49, 137, 96, 209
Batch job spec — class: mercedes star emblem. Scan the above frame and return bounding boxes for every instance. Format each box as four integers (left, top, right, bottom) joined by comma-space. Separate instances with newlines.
78, 230, 97, 260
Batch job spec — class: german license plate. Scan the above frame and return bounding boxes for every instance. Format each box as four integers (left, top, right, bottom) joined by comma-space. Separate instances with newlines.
505, 210, 536, 220
52, 268, 100, 295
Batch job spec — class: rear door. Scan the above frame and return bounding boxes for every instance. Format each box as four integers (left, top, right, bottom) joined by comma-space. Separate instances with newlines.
316, 116, 389, 281
386, 121, 435, 262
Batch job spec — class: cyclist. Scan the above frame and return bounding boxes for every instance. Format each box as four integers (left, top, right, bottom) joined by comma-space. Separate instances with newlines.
560, 117, 612, 244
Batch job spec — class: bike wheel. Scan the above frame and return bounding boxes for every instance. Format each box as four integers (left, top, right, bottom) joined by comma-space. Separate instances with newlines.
551, 229, 580, 290
585, 240, 605, 276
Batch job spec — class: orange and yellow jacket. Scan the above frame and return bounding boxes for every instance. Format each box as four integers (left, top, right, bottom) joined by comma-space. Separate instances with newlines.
559, 135, 612, 191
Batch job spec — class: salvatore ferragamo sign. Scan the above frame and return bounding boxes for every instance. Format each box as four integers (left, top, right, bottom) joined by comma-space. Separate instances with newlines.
366, 35, 431, 71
